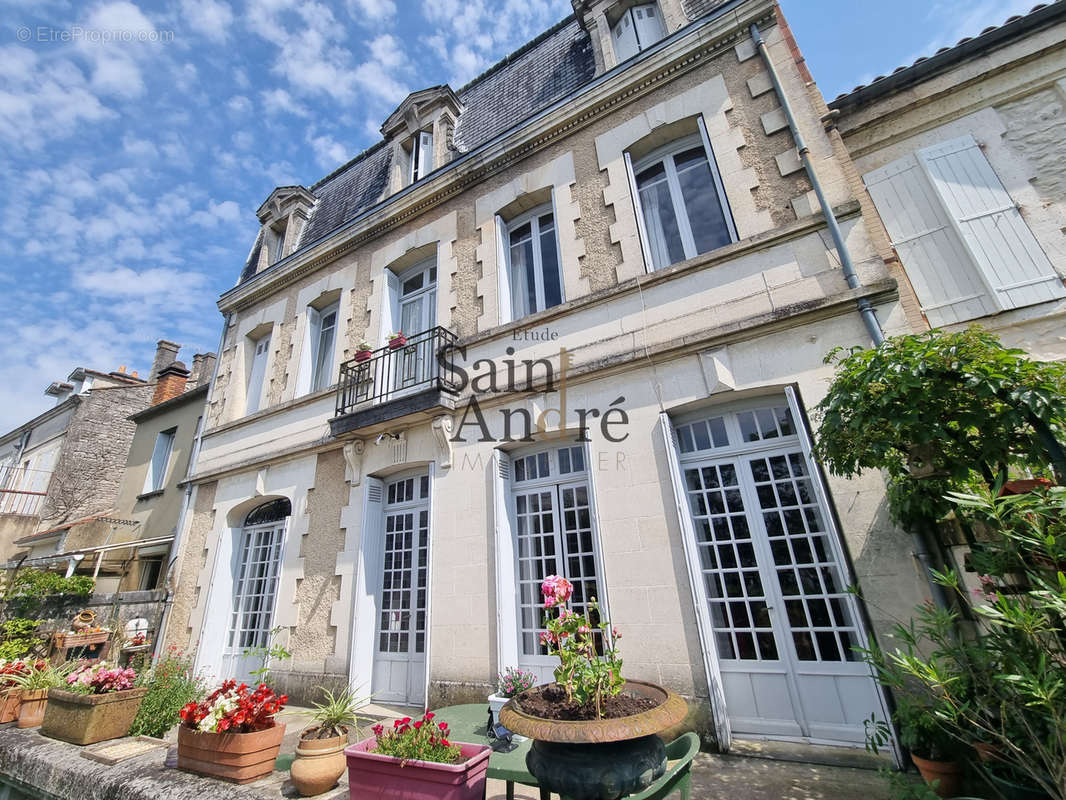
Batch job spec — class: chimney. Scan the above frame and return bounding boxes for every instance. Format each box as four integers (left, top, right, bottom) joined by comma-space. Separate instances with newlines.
150, 340, 181, 382
152, 361, 190, 406
191, 352, 217, 389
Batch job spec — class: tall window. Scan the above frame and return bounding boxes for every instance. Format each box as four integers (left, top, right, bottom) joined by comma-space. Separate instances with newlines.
398, 259, 437, 335
228, 498, 290, 652
632, 133, 734, 271
409, 130, 434, 184
246, 333, 270, 415
611, 3, 665, 62
309, 302, 339, 393
504, 204, 564, 320
143, 428, 176, 494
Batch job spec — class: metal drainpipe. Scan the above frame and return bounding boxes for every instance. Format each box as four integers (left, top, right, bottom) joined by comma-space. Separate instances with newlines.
153, 312, 230, 655
749, 24, 885, 347
748, 25, 957, 609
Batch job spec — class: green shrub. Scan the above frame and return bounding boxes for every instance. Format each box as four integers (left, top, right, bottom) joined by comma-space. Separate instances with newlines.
0, 618, 41, 660
128, 646, 204, 739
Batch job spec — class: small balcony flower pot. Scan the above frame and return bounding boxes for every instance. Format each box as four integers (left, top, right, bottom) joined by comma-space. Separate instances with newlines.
388, 335, 407, 349
40, 687, 148, 745
0, 689, 21, 724
178, 722, 286, 784
290, 725, 349, 797
354, 349, 373, 363
17, 689, 48, 728
910, 753, 963, 798
345, 737, 491, 800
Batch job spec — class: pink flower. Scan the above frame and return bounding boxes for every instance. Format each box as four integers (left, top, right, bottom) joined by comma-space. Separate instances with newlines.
541, 575, 573, 609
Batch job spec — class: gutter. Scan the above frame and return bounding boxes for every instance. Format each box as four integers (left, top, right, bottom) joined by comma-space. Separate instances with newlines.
749, 24, 884, 347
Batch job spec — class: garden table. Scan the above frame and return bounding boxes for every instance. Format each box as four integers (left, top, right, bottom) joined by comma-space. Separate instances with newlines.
433, 703, 549, 800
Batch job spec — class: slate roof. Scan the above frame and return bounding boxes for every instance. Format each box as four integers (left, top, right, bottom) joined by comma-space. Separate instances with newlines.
830, 2, 1066, 110
237, 1, 732, 286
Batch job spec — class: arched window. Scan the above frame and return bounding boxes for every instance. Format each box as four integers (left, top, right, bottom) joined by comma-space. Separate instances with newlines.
244, 497, 291, 526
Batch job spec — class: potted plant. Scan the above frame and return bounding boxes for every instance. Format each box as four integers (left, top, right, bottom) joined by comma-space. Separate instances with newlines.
488, 667, 536, 730
178, 679, 288, 784
893, 695, 963, 798
290, 685, 366, 797
346, 710, 491, 800
40, 661, 147, 745
354, 341, 373, 362
387, 331, 406, 349
11, 663, 69, 728
500, 576, 687, 800
0, 659, 46, 723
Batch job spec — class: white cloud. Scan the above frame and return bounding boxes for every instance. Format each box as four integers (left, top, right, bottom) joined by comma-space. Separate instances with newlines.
181, 0, 234, 41
308, 132, 348, 169
122, 134, 159, 160
260, 87, 310, 117
347, 0, 396, 23
190, 199, 242, 226
227, 94, 252, 113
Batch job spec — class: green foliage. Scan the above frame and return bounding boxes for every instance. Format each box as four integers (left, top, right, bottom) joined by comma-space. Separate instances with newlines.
305, 684, 368, 739
0, 618, 40, 660
878, 767, 942, 800
815, 327, 1066, 525
11, 662, 72, 691
4, 569, 95, 615
241, 626, 291, 684
861, 487, 1066, 800
128, 647, 204, 739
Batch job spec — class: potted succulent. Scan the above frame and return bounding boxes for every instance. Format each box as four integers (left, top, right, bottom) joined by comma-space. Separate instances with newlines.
178, 679, 288, 784
290, 685, 366, 797
500, 576, 687, 800
488, 667, 536, 730
345, 711, 491, 800
894, 696, 963, 798
11, 663, 69, 728
387, 331, 406, 349
354, 341, 373, 362
41, 661, 147, 745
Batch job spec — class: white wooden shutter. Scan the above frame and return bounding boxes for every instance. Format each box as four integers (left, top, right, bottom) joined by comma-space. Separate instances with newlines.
246, 334, 270, 415
658, 412, 731, 750
633, 3, 664, 49
611, 11, 639, 61
495, 215, 513, 325
419, 130, 434, 177
379, 271, 401, 345
864, 154, 998, 326
625, 151, 655, 273
580, 441, 612, 624
917, 135, 1065, 310
697, 114, 738, 243
492, 449, 520, 672
351, 476, 385, 689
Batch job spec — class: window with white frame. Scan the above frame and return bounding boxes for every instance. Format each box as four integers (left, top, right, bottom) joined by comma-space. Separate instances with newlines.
610, 3, 666, 62
510, 443, 603, 661
630, 131, 735, 271
245, 332, 270, 415
501, 204, 564, 321
409, 130, 434, 184
863, 134, 1065, 327
143, 428, 176, 494
309, 302, 339, 393
398, 259, 437, 335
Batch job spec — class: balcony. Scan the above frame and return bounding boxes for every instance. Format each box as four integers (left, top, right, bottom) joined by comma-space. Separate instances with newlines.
330, 326, 461, 437
0, 465, 51, 517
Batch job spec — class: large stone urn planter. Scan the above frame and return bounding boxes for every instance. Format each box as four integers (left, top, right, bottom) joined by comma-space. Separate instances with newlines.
345, 737, 491, 800
178, 723, 286, 784
17, 689, 48, 728
41, 687, 148, 745
290, 726, 348, 797
500, 679, 688, 800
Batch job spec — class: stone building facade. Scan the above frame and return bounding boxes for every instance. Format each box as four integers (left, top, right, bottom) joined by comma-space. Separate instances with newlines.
164, 0, 947, 753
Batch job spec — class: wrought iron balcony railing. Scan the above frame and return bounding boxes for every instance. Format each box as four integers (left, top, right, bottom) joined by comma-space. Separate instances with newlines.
0, 465, 51, 517
335, 326, 460, 419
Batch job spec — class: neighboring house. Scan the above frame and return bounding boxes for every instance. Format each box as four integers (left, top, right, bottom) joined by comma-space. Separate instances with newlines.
2, 343, 214, 595
830, 2, 1066, 358
165, 0, 939, 754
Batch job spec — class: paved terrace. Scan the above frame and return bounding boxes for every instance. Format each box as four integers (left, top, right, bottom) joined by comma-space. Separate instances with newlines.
0, 706, 902, 800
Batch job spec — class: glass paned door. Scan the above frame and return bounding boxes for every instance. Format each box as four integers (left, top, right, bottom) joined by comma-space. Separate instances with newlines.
223, 520, 285, 683
395, 262, 437, 391
372, 474, 429, 705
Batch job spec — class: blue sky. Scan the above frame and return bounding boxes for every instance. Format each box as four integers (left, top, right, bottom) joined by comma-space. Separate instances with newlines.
0, 0, 1036, 431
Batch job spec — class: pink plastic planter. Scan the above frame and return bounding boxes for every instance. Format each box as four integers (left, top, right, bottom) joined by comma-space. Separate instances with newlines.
345, 737, 491, 800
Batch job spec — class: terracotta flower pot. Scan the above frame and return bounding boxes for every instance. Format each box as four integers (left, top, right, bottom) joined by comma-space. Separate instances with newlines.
354, 350, 372, 363
911, 753, 963, 798
17, 689, 48, 728
41, 687, 148, 745
0, 689, 21, 724
178, 722, 286, 784
388, 336, 406, 349
291, 726, 348, 797
345, 737, 491, 800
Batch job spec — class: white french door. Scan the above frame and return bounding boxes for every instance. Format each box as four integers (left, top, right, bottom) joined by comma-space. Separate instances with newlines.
371, 473, 430, 706
394, 260, 437, 392
674, 401, 885, 746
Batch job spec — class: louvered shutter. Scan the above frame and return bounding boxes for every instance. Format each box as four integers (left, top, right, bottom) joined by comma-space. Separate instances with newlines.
492, 450, 520, 671
864, 154, 998, 326
379, 271, 401, 346
918, 135, 1065, 310
658, 412, 731, 751
495, 215, 513, 325
351, 477, 385, 689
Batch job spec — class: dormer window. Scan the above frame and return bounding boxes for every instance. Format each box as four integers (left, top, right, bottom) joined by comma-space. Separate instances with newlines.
611, 3, 665, 62
408, 130, 434, 184
269, 218, 288, 264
